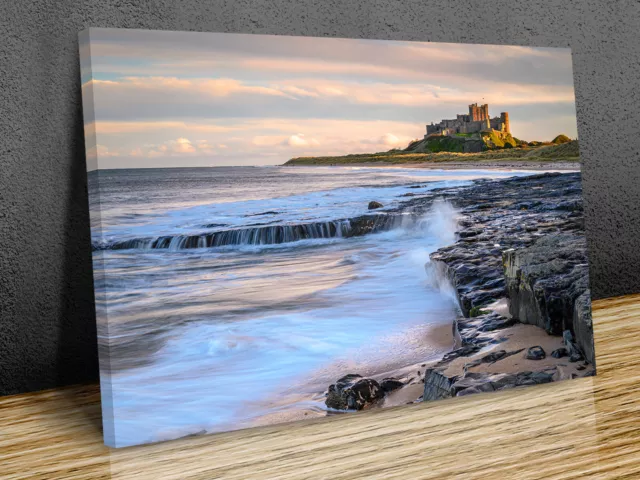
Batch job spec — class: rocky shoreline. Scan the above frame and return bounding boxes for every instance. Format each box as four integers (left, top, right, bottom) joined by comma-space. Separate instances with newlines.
324, 172, 595, 412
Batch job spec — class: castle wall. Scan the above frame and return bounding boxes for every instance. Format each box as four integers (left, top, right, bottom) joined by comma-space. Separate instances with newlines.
426, 104, 509, 137
460, 119, 490, 133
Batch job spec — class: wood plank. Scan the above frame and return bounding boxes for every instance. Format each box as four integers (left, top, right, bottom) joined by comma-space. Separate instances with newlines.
2, 294, 640, 479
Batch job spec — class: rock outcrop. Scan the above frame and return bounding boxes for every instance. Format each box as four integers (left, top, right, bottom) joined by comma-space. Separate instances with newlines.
503, 235, 590, 328
325, 173, 595, 410
423, 369, 459, 401
573, 290, 594, 365
424, 173, 594, 364
424, 365, 556, 401
418, 173, 595, 402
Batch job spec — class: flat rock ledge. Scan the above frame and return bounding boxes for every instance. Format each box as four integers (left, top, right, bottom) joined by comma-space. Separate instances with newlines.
421, 173, 595, 401
325, 173, 596, 410
426, 173, 594, 364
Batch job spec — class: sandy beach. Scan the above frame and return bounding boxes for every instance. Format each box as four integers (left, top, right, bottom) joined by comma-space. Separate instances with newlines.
289, 161, 581, 171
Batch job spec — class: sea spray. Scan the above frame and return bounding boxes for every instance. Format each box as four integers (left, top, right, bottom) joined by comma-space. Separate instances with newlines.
425, 198, 461, 245
423, 199, 461, 305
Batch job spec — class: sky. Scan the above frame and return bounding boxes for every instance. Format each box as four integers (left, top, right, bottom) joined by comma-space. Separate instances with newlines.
81, 28, 578, 170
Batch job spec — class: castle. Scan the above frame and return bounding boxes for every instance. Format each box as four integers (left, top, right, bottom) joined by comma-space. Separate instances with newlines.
426, 103, 510, 138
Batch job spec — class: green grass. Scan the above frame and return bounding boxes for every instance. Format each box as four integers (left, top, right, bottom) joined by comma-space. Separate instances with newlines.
552, 134, 572, 144
425, 136, 466, 153
453, 132, 475, 138
469, 306, 490, 317
482, 131, 517, 149
285, 139, 580, 166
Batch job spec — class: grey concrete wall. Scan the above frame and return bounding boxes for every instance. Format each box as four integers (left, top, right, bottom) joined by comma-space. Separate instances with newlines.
1, 0, 639, 396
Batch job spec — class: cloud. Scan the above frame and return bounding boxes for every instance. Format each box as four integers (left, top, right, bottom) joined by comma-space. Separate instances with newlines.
173, 137, 196, 153
275, 78, 575, 107
89, 120, 240, 135
282, 134, 320, 147
252, 135, 286, 147
379, 133, 402, 146
196, 139, 215, 152
87, 144, 119, 160
86, 75, 575, 132
85, 29, 572, 89
92, 76, 292, 99
361, 133, 414, 148
129, 137, 214, 158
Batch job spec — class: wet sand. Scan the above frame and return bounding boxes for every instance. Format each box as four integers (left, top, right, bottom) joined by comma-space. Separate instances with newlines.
251, 322, 455, 426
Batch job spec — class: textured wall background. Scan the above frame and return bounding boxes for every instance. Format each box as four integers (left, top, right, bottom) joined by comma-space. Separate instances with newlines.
1, 0, 639, 396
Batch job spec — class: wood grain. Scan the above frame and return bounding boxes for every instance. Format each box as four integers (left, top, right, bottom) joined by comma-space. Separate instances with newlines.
2, 294, 640, 479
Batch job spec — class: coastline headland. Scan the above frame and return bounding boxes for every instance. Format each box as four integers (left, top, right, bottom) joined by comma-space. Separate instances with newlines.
284, 131, 579, 169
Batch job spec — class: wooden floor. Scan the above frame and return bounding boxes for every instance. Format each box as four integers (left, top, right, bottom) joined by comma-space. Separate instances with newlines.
2, 294, 640, 479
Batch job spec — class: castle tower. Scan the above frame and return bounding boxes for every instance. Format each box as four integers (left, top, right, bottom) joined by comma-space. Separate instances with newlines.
469, 103, 490, 122
468, 103, 479, 121
500, 112, 511, 134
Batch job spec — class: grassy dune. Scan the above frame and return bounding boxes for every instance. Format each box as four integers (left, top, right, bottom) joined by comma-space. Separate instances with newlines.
284, 140, 579, 166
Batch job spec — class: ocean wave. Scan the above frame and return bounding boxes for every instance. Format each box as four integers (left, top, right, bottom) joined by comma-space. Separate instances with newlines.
92, 214, 403, 252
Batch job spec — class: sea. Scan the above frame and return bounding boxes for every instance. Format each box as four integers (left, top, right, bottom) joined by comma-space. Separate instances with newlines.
88, 165, 539, 447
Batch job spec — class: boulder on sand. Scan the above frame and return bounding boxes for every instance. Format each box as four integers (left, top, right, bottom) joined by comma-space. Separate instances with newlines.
525, 346, 546, 360
325, 374, 384, 410
380, 378, 405, 393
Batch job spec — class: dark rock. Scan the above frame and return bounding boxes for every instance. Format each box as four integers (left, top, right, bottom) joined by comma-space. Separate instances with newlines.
551, 348, 569, 358
423, 369, 457, 401
346, 213, 398, 237
416, 173, 592, 367
563, 330, 587, 363
525, 346, 546, 360
479, 348, 524, 365
481, 350, 507, 363
380, 378, 404, 393
448, 370, 555, 398
569, 353, 583, 363
458, 228, 482, 238
573, 290, 595, 365
563, 330, 580, 357
368, 201, 383, 210
503, 234, 590, 336
347, 379, 383, 410
438, 345, 482, 364
334, 374, 362, 390
394, 173, 593, 403
325, 374, 383, 410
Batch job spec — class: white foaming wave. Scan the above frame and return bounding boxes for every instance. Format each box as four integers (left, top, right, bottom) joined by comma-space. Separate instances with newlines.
425, 198, 461, 245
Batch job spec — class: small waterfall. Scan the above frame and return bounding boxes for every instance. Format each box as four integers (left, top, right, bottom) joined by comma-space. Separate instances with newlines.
92, 213, 416, 252
94, 219, 368, 251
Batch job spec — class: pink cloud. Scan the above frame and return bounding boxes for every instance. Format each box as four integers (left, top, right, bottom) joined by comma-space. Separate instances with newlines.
282, 134, 320, 147
129, 137, 214, 158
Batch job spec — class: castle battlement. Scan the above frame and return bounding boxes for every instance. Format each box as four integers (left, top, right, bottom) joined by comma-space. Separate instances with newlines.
426, 104, 510, 138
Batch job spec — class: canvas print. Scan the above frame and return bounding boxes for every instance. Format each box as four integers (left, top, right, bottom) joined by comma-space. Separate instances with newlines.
80, 28, 595, 448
